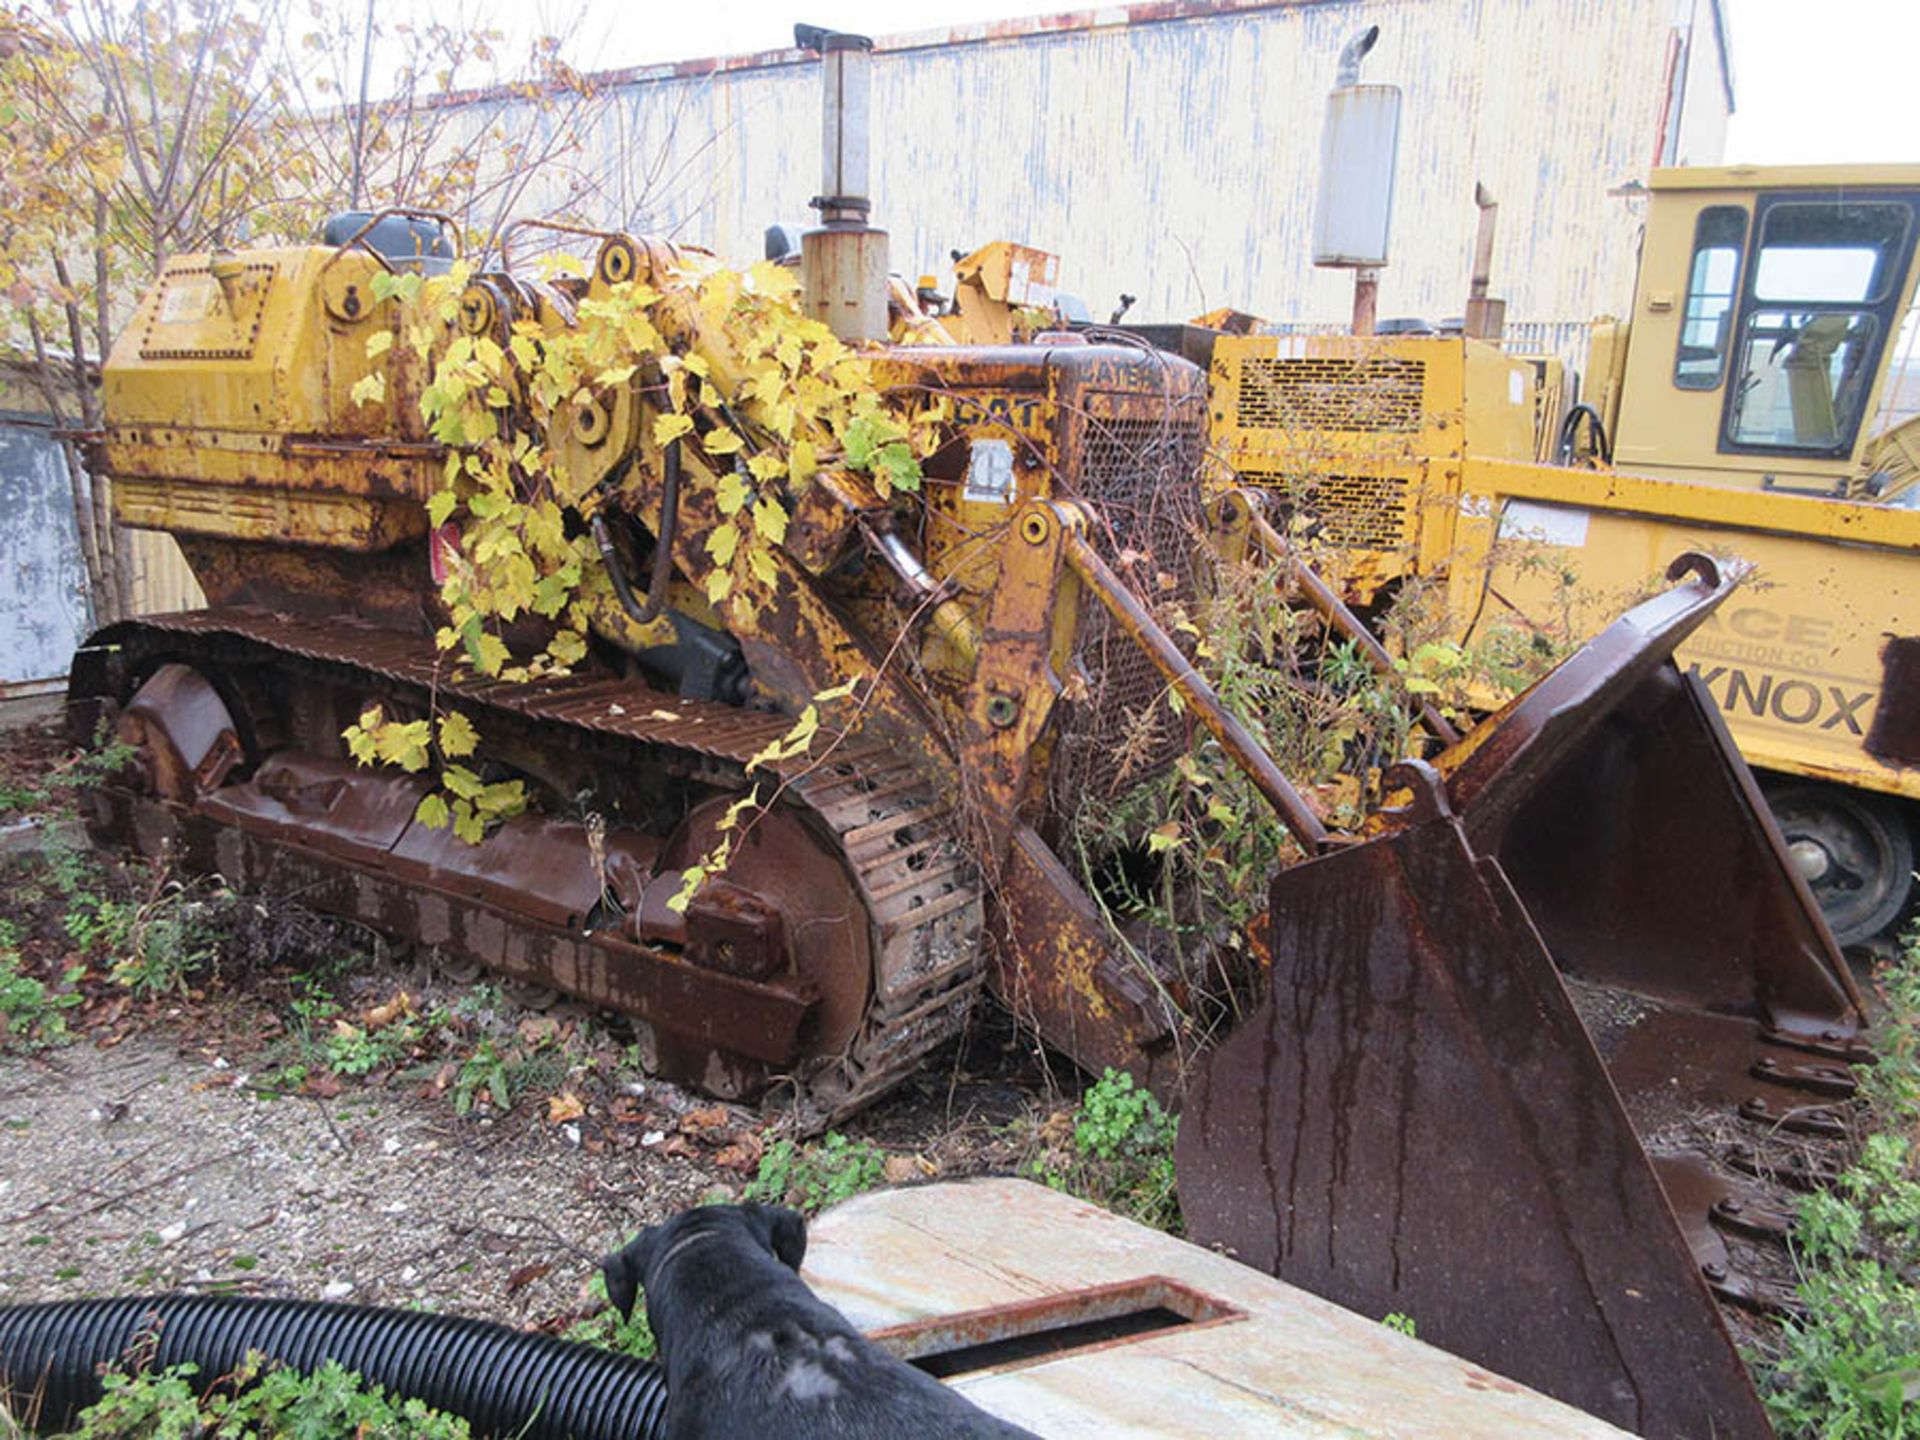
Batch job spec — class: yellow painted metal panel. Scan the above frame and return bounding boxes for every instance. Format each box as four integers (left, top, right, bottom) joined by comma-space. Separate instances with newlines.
1449, 456, 1920, 800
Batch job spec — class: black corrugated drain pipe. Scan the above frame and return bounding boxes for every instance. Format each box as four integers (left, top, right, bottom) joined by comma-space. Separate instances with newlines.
0, 1294, 668, 1439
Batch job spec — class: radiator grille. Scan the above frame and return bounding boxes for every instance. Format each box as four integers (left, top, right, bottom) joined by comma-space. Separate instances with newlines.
1235, 356, 1426, 434
1056, 401, 1209, 801
1237, 470, 1411, 552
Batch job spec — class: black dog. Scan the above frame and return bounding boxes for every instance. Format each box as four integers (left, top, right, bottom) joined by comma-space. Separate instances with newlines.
602, 1203, 1040, 1439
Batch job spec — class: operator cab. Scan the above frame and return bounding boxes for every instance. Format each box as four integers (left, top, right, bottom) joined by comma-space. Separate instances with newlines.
1606, 165, 1920, 496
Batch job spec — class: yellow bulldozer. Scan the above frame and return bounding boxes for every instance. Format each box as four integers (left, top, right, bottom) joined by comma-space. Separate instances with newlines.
1203, 164, 1920, 950
62, 30, 1872, 1440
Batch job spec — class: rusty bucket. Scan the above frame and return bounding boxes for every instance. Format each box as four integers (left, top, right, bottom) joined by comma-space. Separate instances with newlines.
1177, 555, 1864, 1439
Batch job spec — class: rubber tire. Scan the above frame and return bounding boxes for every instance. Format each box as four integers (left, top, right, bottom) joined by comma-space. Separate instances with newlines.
1766, 782, 1915, 947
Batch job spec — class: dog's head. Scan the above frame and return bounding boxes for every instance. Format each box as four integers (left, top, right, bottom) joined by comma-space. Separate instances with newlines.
601, 1202, 809, 1321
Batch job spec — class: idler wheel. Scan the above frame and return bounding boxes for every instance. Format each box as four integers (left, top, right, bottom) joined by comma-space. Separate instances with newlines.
658, 798, 873, 1057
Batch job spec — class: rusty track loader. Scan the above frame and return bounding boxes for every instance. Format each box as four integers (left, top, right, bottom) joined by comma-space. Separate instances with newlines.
61, 32, 1867, 1440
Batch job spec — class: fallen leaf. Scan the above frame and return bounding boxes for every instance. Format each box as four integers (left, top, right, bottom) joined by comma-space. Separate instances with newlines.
364, 991, 415, 1029
681, 1105, 731, 1132
507, 1262, 553, 1295
714, 1132, 765, 1173
305, 1072, 343, 1099
518, 1016, 560, 1046
548, 1091, 586, 1124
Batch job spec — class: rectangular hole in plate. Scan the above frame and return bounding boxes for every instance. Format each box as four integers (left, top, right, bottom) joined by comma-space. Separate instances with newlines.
866, 1275, 1244, 1380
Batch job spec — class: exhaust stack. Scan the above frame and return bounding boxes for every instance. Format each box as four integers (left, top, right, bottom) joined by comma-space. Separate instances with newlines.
797, 26, 889, 342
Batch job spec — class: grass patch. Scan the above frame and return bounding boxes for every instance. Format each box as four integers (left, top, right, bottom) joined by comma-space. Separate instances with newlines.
1027, 1068, 1180, 1234
18, 1357, 474, 1438
1760, 934, 1920, 1436
744, 1131, 888, 1213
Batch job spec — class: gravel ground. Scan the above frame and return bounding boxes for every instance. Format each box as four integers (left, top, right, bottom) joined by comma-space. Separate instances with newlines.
0, 1029, 724, 1329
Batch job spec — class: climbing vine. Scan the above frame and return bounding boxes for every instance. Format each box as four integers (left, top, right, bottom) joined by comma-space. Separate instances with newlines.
345, 247, 933, 866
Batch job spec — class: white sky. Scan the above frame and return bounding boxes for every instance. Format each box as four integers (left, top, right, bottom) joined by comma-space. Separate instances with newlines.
384, 0, 1918, 166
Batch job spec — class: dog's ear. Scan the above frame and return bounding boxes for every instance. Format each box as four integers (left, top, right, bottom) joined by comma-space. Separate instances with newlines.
601, 1226, 656, 1321
760, 1204, 808, 1272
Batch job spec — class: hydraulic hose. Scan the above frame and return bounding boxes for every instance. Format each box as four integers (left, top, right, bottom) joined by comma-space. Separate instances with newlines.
1556, 402, 1613, 465
0, 1294, 668, 1439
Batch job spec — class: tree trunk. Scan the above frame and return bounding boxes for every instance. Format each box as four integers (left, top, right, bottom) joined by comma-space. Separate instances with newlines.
52, 252, 131, 621
23, 309, 115, 627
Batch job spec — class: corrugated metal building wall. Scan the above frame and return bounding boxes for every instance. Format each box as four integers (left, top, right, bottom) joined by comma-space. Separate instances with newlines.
438, 0, 1731, 335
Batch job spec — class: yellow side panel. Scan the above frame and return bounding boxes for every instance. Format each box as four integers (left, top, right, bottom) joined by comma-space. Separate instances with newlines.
1450, 460, 1920, 799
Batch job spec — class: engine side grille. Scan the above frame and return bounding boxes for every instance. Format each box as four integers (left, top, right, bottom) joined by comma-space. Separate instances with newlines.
1236, 469, 1412, 552
1236, 356, 1426, 434
1056, 392, 1209, 803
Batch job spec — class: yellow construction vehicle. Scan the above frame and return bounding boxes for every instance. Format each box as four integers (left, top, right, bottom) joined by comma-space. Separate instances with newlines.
1207, 163, 1920, 947
59, 33, 1873, 1440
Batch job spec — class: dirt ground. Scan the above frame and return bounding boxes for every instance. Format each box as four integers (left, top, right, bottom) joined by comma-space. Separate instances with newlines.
0, 714, 1064, 1334
0, 961, 1055, 1331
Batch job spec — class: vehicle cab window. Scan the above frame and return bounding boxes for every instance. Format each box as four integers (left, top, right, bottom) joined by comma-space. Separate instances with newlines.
1673, 206, 1746, 391
1720, 194, 1919, 457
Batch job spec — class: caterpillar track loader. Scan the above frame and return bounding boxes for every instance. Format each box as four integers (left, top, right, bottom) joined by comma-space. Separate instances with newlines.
64, 30, 1863, 1440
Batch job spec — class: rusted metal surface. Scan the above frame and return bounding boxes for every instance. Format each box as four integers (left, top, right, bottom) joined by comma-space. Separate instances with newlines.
987, 824, 1184, 1099
1235, 497, 1460, 745
114, 663, 241, 802
1869, 634, 1920, 765
1178, 554, 1863, 1437
804, 1178, 1630, 1438
1178, 805, 1772, 1437
70, 611, 985, 1127
866, 1276, 1243, 1375
1065, 525, 1328, 850
107, 788, 816, 1066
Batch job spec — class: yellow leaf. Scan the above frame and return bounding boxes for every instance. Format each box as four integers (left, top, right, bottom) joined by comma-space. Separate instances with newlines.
472, 631, 511, 676
754, 500, 789, 546
747, 260, 801, 300
789, 440, 818, 485
748, 548, 778, 586
1146, 822, 1183, 855
704, 425, 744, 456
747, 453, 786, 482
415, 792, 451, 829
716, 472, 750, 517
365, 330, 394, 358
547, 1091, 586, 1124
706, 524, 740, 567
666, 864, 706, 914
706, 571, 733, 605
654, 412, 694, 444
684, 353, 711, 379
438, 711, 479, 757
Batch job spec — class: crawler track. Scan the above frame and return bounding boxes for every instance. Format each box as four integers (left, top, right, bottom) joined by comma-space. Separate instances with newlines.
70, 609, 985, 1129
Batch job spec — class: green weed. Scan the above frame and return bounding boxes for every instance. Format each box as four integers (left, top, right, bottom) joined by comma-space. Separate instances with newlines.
563, 1266, 657, 1359
1029, 1068, 1180, 1234
745, 1131, 888, 1213
61, 1357, 470, 1438
1762, 934, 1920, 1436
451, 1038, 514, 1115
0, 920, 83, 1052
